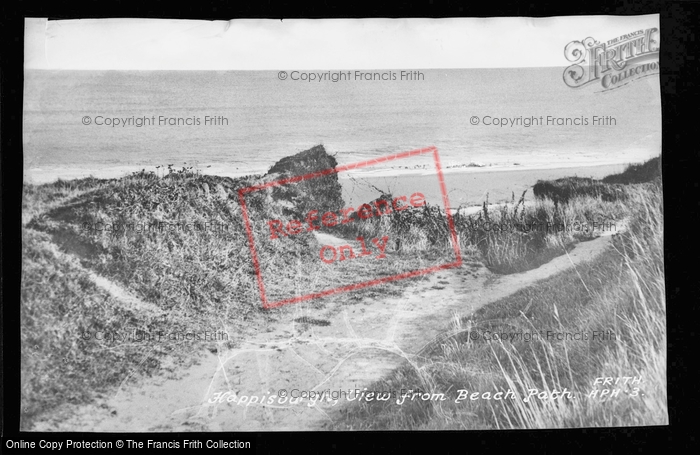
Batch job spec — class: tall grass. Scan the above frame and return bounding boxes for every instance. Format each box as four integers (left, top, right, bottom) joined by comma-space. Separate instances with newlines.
333, 182, 666, 429
490, 184, 665, 428
331, 190, 627, 274
457, 191, 627, 274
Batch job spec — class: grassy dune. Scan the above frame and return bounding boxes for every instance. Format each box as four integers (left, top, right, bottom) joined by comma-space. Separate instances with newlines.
21, 229, 199, 425
20, 161, 410, 426
602, 156, 661, 184
21, 155, 664, 429
21, 167, 305, 426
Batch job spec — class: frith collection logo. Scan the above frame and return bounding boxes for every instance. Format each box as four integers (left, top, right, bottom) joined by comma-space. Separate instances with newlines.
563, 27, 659, 91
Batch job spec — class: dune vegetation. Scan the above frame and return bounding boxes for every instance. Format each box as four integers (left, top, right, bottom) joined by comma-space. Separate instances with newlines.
21, 151, 664, 429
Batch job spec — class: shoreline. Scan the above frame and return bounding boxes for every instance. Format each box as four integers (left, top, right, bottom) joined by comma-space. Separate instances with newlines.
340, 162, 628, 208
23, 161, 631, 186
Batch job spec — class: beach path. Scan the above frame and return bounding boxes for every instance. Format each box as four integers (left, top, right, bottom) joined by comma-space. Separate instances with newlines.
30, 226, 625, 432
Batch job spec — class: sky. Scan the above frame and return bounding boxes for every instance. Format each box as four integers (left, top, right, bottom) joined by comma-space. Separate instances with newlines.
25, 15, 659, 70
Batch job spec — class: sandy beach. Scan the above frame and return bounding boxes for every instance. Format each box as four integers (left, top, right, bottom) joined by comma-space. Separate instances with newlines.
339, 162, 627, 208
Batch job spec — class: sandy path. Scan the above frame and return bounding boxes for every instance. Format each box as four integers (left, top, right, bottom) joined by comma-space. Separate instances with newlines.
31, 226, 625, 432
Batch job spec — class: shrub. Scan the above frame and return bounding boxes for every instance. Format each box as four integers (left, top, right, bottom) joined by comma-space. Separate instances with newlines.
533, 177, 626, 205
602, 156, 661, 184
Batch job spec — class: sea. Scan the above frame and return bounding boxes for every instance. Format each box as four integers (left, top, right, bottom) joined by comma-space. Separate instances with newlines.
23, 68, 661, 205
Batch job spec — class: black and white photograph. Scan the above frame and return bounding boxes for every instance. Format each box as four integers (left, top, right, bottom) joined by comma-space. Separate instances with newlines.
18, 15, 665, 435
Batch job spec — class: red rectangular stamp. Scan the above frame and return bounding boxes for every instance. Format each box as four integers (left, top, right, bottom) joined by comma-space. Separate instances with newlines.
238, 146, 462, 309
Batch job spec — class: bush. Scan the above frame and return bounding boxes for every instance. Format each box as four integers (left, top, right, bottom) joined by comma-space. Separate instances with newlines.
533, 177, 627, 205
602, 156, 661, 184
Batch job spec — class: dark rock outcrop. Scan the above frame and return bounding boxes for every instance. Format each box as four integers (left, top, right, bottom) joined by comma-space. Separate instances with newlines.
266, 145, 344, 217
